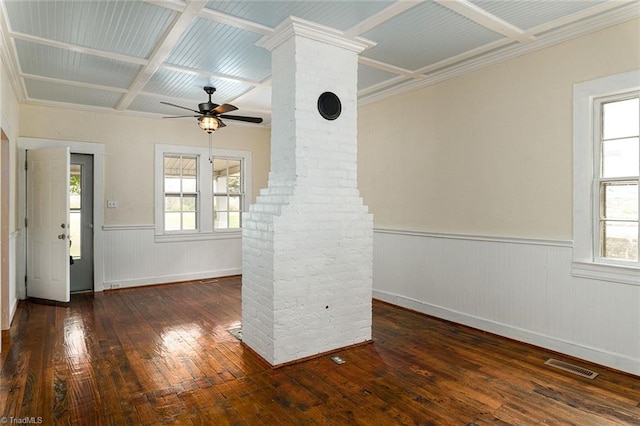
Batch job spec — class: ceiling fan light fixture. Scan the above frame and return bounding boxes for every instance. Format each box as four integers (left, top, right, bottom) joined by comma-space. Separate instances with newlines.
198, 115, 219, 133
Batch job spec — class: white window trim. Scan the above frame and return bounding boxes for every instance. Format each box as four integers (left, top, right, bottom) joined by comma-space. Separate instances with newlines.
573, 70, 640, 286
154, 144, 252, 243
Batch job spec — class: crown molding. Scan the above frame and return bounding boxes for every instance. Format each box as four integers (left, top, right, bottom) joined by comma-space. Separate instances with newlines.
257, 16, 375, 54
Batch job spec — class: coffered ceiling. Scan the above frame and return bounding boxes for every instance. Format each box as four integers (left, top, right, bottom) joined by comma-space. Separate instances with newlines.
0, 0, 638, 127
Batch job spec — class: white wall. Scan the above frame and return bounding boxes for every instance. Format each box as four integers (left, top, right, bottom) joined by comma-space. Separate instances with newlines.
359, 19, 640, 374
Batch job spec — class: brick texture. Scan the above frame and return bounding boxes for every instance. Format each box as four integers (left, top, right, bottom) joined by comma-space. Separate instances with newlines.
242, 21, 373, 366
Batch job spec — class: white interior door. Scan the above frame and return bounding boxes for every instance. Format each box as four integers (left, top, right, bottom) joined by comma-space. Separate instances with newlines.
26, 147, 70, 302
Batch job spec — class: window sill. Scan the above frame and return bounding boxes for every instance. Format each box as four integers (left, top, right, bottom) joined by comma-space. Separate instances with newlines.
155, 230, 241, 243
571, 261, 640, 286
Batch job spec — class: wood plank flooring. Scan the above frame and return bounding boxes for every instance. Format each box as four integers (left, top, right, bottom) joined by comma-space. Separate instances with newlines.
1, 276, 639, 425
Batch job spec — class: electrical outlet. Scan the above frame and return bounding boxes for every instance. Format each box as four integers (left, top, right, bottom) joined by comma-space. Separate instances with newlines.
111, 283, 121, 289
107, 200, 118, 208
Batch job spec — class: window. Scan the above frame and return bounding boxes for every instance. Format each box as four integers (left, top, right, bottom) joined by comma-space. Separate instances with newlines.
213, 157, 243, 229
594, 95, 639, 264
163, 154, 198, 232
573, 70, 640, 285
155, 144, 252, 241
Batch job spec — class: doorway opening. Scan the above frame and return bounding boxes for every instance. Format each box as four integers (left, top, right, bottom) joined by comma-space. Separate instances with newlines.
70, 154, 94, 293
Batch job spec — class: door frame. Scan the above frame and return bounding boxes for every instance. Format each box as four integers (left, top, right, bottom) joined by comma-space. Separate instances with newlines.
18, 137, 105, 296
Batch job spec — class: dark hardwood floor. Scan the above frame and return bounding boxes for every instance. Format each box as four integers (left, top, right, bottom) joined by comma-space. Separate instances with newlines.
1, 276, 639, 425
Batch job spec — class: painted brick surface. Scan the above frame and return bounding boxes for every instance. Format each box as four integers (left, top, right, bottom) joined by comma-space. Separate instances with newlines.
242, 20, 373, 366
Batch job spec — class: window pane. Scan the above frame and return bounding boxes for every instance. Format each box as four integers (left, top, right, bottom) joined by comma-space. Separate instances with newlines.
602, 138, 639, 178
70, 164, 81, 209
602, 182, 638, 220
215, 212, 228, 229
214, 196, 228, 211
228, 175, 240, 194
603, 97, 639, 140
164, 155, 181, 182
601, 221, 638, 261
214, 176, 227, 193
69, 211, 81, 258
213, 158, 227, 193
229, 212, 241, 229
182, 212, 196, 230
182, 176, 197, 193
165, 212, 181, 231
165, 196, 181, 212
165, 177, 181, 192
183, 195, 197, 212
228, 159, 241, 194
229, 195, 241, 212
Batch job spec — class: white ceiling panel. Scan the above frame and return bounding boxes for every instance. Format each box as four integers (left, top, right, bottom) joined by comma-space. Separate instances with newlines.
470, 0, 609, 30
205, 0, 394, 31
143, 68, 254, 102
166, 17, 271, 82
16, 39, 141, 89
24, 78, 123, 108
5, 0, 177, 58
0, 0, 636, 122
358, 63, 401, 91
361, 1, 504, 71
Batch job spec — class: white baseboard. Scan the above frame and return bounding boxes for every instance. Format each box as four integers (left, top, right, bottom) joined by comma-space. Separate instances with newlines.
103, 267, 242, 290
373, 288, 640, 376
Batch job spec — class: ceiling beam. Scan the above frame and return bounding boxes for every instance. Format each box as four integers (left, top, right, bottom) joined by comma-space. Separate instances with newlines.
116, 0, 207, 111
346, 0, 424, 37
198, 7, 274, 36
433, 0, 535, 44
9, 31, 149, 66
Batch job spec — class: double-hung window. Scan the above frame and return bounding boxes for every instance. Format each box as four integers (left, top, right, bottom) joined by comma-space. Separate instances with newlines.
213, 157, 243, 229
163, 154, 198, 232
573, 70, 640, 285
594, 95, 639, 264
155, 144, 252, 240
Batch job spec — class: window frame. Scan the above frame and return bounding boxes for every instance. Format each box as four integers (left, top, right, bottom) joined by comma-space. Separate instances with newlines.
154, 144, 252, 242
572, 70, 640, 286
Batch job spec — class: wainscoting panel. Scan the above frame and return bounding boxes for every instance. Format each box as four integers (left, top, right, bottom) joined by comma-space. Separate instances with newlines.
103, 226, 242, 290
372, 229, 640, 375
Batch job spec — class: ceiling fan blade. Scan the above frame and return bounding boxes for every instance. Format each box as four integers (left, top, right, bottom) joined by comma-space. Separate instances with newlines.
162, 115, 200, 118
218, 118, 226, 128
160, 101, 200, 114
219, 114, 263, 124
213, 103, 238, 114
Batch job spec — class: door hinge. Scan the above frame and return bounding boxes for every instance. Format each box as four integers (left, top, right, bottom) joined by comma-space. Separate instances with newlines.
24, 217, 27, 227
24, 159, 28, 171
24, 275, 27, 285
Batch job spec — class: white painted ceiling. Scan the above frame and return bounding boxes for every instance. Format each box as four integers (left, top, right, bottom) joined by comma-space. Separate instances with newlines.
0, 0, 638, 127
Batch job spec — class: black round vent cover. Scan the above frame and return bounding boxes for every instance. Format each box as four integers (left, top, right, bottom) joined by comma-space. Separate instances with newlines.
317, 92, 341, 121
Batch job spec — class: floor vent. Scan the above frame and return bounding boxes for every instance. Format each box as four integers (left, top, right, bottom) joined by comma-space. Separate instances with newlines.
228, 327, 242, 341
544, 358, 598, 379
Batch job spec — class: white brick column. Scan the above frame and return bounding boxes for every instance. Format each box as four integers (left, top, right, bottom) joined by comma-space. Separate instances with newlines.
242, 17, 374, 366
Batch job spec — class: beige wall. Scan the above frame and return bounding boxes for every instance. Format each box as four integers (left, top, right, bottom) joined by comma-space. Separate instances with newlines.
358, 19, 640, 240
19, 105, 271, 225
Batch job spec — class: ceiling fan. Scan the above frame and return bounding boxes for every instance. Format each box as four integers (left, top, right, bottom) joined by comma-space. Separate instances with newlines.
161, 86, 263, 133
